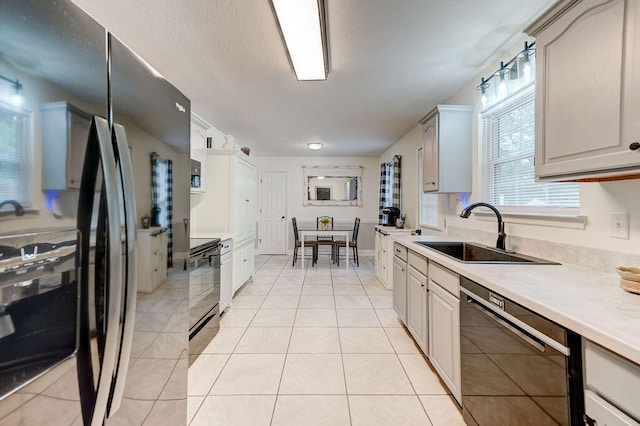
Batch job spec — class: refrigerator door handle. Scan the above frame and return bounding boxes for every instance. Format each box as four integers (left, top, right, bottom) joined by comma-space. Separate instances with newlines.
107, 123, 138, 417
77, 116, 124, 426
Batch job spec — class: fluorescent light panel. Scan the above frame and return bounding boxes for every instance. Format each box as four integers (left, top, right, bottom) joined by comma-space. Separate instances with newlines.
308, 142, 323, 150
272, 0, 327, 81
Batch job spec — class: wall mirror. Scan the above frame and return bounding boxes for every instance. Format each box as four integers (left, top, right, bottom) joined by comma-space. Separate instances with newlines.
303, 166, 363, 206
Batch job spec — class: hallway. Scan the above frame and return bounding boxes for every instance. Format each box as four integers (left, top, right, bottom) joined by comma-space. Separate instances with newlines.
188, 254, 464, 425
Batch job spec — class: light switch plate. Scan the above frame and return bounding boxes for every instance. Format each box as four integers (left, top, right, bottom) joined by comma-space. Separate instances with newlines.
610, 212, 630, 239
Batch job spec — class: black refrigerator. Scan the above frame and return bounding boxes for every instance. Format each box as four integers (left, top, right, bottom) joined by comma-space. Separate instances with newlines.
0, 1, 190, 424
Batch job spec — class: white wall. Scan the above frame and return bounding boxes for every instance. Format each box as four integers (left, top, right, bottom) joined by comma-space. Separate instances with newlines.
380, 36, 640, 260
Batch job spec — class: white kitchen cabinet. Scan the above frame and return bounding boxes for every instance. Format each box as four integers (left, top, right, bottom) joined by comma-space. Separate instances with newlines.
191, 151, 257, 243
375, 229, 388, 286
41, 102, 92, 190
392, 251, 407, 323
406, 251, 428, 353
190, 113, 211, 193
191, 149, 257, 291
428, 262, 461, 404
375, 226, 412, 290
232, 239, 255, 294
584, 340, 640, 425
419, 105, 473, 193
136, 227, 168, 293
233, 158, 258, 243
526, 0, 640, 181
219, 238, 233, 313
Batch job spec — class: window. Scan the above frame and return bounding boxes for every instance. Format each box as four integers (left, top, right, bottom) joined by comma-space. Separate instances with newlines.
418, 147, 443, 228
0, 102, 32, 206
480, 84, 579, 212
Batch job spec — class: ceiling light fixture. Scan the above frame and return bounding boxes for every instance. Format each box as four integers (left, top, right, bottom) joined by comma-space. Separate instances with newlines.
308, 142, 323, 150
270, 0, 329, 81
476, 41, 535, 110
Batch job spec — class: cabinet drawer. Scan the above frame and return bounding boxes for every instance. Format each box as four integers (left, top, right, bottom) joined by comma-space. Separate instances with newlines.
408, 251, 427, 276
428, 262, 458, 297
584, 340, 640, 420
393, 242, 407, 261
585, 390, 639, 426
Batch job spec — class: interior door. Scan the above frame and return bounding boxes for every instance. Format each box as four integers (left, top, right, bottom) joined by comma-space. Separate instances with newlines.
259, 171, 287, 254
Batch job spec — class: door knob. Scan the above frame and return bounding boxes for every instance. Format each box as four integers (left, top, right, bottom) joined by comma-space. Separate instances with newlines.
630, 142, 640, 151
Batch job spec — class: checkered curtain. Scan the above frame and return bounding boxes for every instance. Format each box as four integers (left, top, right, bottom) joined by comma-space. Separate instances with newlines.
378, 156, 402, 225
392, 155, 402, 209
379, 163, 392, 224
150, 152, 159, 208
166, 159, 173, 268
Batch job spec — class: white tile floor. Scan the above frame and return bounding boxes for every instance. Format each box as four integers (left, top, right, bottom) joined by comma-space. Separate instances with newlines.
188, 254, 465, 426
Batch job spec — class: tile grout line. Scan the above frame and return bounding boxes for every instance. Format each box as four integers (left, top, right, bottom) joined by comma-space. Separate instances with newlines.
269, 254, 305, 425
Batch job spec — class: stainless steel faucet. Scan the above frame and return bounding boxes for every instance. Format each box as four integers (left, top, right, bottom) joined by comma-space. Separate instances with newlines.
0, 200, 25, 216
459, 202, 506, 250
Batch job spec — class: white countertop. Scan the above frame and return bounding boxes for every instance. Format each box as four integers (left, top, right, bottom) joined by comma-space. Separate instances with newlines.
374, 225, 413, 235
392, 234, 640, 365
190, 232, 233, 242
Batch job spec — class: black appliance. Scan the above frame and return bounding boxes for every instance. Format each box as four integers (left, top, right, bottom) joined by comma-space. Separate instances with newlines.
380, 206, 401, 226
188, 238, 221, 363
191, 159, 202, 189
460, 278, 583, 425
0, 1, 190, 424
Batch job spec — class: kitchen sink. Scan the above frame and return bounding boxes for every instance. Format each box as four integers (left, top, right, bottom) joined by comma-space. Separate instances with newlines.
414, 241, 559, 265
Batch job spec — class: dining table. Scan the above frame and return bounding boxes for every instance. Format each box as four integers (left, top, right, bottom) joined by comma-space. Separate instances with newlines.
298, 227, 351, 268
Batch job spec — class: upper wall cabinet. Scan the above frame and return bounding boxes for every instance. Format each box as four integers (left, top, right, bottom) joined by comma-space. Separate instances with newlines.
420, 105, 472, 193
190, 113, 211, 193
41, 102, 92, 190
527, 0, 640, 181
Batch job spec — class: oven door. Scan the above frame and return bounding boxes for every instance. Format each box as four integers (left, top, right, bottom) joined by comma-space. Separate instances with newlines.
459, 283, 580, 426
188, 247, 220, 361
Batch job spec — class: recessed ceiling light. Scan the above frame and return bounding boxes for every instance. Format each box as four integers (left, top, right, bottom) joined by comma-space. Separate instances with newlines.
271, 0, 328, 81
308, 142, 323, 150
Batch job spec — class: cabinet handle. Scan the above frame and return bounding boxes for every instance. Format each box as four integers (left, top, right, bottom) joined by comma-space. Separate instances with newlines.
630, 142, 640, 151
425, 181, 436, 185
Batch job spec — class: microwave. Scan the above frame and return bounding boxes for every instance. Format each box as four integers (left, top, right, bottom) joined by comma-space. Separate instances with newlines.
191, 159, 201, 188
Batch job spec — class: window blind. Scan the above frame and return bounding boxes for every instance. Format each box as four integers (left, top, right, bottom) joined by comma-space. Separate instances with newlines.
480, 84, 579, 211
0, 103, 31, 206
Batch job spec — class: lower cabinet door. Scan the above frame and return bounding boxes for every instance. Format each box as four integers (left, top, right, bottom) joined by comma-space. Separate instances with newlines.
392, 257, 407, 323
232, 239, 255, 294
220, 252, 233, 312
585, 390, 638, 426
429, 281, 461, 404
407, 266, 427, 353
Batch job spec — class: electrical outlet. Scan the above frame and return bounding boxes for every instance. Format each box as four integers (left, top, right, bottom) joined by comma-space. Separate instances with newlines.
610, 212, 630, 239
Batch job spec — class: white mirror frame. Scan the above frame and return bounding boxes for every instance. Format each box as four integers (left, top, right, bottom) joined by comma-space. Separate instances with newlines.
303, 166, 363, 206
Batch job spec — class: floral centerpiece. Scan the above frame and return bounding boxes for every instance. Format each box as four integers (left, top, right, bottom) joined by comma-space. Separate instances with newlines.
319, 217, 330, 230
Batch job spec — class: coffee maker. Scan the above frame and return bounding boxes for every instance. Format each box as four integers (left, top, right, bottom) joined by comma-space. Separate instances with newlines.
380, 206, 401, 226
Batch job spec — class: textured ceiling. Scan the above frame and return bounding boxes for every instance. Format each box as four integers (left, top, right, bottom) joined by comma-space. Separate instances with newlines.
70, 0, 555, 156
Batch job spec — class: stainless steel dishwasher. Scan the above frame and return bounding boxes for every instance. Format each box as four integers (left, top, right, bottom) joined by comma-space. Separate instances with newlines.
460, 277, 584, 426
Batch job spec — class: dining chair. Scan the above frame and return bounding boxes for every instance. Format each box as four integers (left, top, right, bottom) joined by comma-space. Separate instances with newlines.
292, 217, 317, 266
316, 216, 335, 262
335, 218, 360, 266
